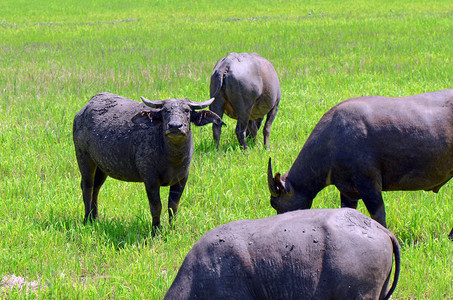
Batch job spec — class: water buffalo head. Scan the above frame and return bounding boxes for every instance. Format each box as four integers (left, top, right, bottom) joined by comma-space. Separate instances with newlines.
267, 157, 313, 214
140, 97, 223, 140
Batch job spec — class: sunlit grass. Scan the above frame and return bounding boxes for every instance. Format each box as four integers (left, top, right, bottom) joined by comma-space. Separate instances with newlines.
1, 0, 452, 298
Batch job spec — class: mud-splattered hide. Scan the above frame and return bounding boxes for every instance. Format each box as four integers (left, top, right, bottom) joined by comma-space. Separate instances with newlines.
165, 208, 400, 300
73, 92, 222, 227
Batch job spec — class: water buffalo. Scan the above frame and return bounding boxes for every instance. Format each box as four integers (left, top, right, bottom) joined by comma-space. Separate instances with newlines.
73, 92, 222, 227
165, 208, 400, 300
268, 89, 453, 240
209, 52, 281, 150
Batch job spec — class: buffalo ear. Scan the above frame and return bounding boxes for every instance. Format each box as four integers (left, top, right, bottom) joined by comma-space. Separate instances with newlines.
275, 173, 292, 196
131, 110, 163, 122
274, 173, 285, 194
191, 110, 224, 126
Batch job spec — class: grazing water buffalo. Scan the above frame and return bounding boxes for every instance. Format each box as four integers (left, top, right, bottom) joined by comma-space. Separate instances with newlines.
209, 52, 281, 149
268, 89, 453, 239
73, 92, 222, 227
165, 208, 400, 300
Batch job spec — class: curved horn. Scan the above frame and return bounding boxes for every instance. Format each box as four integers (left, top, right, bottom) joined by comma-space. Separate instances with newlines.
188, 98, 215, 110
268, 158, 280, 197
141, 96, 164, 108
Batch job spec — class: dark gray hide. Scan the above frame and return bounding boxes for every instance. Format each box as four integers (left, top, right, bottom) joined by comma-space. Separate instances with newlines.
73, 92, 222, 227
165, 208, 400, 300
268, 89, 453, 240
209, 52, 281, 149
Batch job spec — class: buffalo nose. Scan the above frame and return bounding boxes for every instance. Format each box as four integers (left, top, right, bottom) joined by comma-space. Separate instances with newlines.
168, 122, 183, 130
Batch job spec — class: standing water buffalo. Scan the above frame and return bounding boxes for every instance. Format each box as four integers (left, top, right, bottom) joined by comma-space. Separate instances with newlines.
73, 92, 222, 227
164, 208, 400, 300
209, 52, 281, 150
268, 89, 453, 239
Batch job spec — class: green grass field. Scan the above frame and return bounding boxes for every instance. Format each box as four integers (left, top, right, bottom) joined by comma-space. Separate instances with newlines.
1, 0, 452, 298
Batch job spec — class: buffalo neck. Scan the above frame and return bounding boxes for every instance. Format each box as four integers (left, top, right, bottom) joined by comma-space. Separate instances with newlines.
286, 136, 331, 198
163, 132, 194, 165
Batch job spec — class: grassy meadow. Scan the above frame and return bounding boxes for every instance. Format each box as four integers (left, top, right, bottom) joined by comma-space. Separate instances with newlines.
1, 0, 452, 298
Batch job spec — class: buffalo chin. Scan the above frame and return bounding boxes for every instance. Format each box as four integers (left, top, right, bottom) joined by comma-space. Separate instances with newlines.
166, 130, 186, 138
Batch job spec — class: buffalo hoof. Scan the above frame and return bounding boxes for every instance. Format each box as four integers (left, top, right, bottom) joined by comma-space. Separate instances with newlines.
151, 224, 162, 237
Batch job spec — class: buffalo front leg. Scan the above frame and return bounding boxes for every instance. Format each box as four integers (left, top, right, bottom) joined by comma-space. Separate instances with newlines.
144, 183, 162, 228
168, 177, 188, 227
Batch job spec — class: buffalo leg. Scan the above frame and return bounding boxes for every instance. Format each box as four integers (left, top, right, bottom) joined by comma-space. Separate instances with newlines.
340, 193, 359, 209
224, 89, 250, 149
255, 118, 263, 131
263, 99, 280, 149
168, 177, 188, 226
91, 167, 107, 220
245, 120, 254, 139
246, 118, 262, 141
144, 183, 162, 228
234, 103, 250, 149
212, 122, 223, 149
355, 179, 387, 227
209, 97, 225, 149
75, 151, 97, 223
449, 228, 453, 241
235, 119, 249, 150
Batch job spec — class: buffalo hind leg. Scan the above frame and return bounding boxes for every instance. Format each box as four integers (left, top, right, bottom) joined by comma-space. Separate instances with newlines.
263, 99, 280, 150
76, 151, 97, 224
224, 89, 249, 149
235, 119, 249, 150
91, 167, 107, 220
355, 178, 387, 227
340, 193, 359, 209
209, 95, 225, 149
168, 177, 188, 227
246, 118, 262, 141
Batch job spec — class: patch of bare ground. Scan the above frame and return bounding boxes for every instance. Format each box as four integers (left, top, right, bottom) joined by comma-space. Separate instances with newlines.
1, 274, 44, 296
